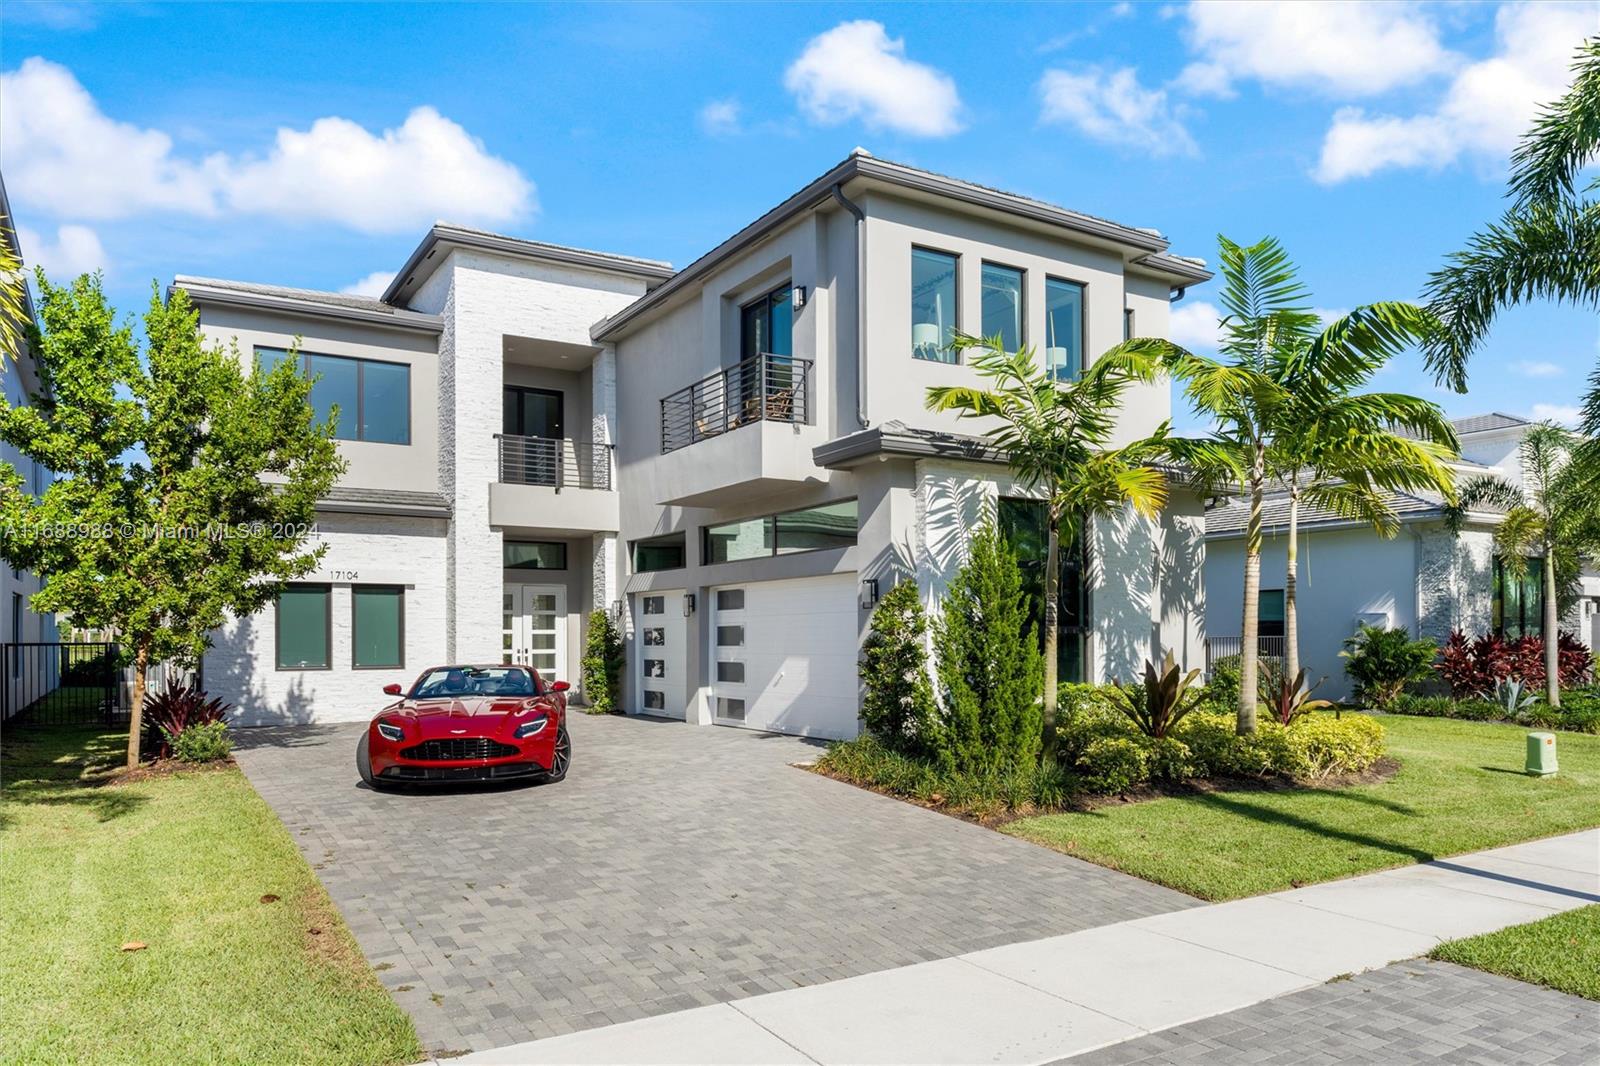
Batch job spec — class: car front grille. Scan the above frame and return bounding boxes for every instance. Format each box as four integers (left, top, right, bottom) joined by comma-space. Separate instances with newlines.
400, 737, 520, 761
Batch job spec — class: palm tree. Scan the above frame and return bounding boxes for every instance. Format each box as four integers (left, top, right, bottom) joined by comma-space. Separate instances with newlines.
0, 218, 26, 362
1423, 39, 1600, 429
1446, 422, 1600, 707
1128, 236, 1452, 734
927, 332, 1180, 749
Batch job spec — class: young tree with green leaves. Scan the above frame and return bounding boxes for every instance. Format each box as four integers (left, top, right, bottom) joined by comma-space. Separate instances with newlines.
580, 608, 625, 714
0, 274, 344, 767
859, 579, 938, 756
926, 332, 1185, 749
1445, 422, 1600, 708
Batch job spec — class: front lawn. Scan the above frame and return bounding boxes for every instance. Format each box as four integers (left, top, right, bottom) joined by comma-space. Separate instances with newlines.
0, 725, 421, 1065
1005, 715, 1600, 901
1433, 905, 1600, 1000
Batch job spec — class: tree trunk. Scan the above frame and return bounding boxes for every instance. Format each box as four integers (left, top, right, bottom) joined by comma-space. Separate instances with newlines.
1544, 550, 1560, 708
1286, 492, 1300, 683
1042, 507, 1061, 755
1238, 445, 1265, 736
126, 643, 149, 770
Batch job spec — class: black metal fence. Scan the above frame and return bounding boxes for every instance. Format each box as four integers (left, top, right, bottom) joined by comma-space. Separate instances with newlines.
496, 434, 614, 489
0, 642, 126, 726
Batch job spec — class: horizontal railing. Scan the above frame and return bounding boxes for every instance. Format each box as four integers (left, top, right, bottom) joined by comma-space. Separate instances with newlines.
496, 435, 613, 490
1205, 635, 1286, 676
660, 352, 812, 454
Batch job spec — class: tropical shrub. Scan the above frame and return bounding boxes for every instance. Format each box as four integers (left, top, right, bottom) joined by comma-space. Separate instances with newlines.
1078, 736, 1150, 794
1341, 624, 1437, 709
580, 609, 625, 714
1493, 678, 1539, 717
931, 525, 1042, 773
859, 580, 939, 756
1390, 694, 1457, 717
1109, 653, 1205, 738
1281, 713, 1385, 779
1203, 655, 1241, 712
812, 734, 1075, 817
1258, 661, 1333, 726
141, 678, 231, 760
1437, 630, 1593, 697
169, 720, 232, 763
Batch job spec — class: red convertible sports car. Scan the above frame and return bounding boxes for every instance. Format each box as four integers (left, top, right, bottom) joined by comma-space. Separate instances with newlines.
357, 664, 571, 788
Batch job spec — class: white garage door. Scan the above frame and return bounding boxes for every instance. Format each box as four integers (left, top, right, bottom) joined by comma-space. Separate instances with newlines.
709, 572, 860, 740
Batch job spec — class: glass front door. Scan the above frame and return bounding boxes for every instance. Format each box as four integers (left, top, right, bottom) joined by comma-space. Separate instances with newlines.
501, 584, 567, 680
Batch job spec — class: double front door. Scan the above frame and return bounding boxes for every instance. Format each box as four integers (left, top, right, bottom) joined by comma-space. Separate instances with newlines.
503, 584, 567, 681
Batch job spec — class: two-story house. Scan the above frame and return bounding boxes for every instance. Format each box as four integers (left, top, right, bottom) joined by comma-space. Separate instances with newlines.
181, 151, 1213, 738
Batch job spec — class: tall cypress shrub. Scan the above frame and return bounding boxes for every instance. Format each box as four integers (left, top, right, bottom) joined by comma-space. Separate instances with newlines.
580, 609, 625, 714
932, 524, 1044, 773
860, 580, 938, 756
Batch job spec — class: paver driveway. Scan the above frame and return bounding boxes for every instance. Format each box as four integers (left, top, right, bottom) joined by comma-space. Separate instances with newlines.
234, 711, 1195, 1055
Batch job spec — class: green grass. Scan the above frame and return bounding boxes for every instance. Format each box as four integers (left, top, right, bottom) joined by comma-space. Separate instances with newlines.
1005, 715, 1600, 901
0, 725, 422, 1065
1433, 905, 1600, 1000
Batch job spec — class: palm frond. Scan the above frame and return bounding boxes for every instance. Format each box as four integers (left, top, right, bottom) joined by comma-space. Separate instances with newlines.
1286, 303, 1439, 391
1493, 506, 1546, 573
1445, 474, 1524, 532
1509, 38, 1600, 210
1302, 481, 1400, 537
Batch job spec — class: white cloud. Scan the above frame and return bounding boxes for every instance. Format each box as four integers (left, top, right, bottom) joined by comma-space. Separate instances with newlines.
1038, 67, 1197, 157
1178, 1, 1454, 98
698, 98, 741, 136
1314, 3, 1598, 184
15, 223, 108, 278
784, 21, 962, 137
1169, 299, 1224, 352
1, 57, 535, 234
1531, 403, 1581, 426
341, 271, 395, 298
1512, 359, 1563, 378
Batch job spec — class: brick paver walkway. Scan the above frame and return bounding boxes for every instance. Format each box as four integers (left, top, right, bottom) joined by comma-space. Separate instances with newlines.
234, 712, 1194, 1055
1060, 958, 1600, 1065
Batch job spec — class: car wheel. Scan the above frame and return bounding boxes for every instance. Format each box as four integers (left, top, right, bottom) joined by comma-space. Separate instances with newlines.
356, 731, 382, 789
546, 725, 571, 783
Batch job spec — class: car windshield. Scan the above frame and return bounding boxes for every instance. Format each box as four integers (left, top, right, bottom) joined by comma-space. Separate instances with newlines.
410, 666, 538, 698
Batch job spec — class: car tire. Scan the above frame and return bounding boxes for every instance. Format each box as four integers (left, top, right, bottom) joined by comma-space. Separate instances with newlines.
356, 731, 382, 789
545, 725, 571, 783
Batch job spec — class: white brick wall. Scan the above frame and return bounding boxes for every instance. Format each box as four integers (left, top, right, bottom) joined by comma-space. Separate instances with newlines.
205, 513, 449, 725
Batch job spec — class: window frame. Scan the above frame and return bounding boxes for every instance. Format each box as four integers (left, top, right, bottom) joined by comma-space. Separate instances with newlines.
351, 585, 406, 671
739, 281, 794, 362
910, 246, 961, 364
1493, 556, 1545, 638
1257, 588, 1286, 639
980, 261, 1027, 354
504, 541, 568, 571
502, 384, 565, 439
255, 347, 412, 445
702, 498, 858, 564
275, 583, 333, 671
1043, 275, 1087, 382
632, 533, 687, 573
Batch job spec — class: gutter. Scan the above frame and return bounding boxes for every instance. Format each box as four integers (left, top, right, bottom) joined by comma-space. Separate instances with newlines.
173, 281, 443, 335
830, 182, 869, 430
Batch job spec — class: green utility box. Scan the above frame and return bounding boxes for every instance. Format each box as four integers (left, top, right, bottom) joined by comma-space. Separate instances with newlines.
1526, 731, 1558, 776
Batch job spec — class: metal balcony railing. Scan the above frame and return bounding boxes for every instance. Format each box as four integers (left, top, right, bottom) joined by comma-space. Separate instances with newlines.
659, 352, 812, 454
1205, 635, 1286, 677
496, 435, 613, 490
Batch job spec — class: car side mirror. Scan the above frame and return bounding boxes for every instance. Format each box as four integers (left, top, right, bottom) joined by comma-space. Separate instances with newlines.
383, 683, 403, 696
551, 680, 571, 693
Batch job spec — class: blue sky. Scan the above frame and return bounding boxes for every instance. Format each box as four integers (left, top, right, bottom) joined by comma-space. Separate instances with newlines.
4, 1, 1596, 431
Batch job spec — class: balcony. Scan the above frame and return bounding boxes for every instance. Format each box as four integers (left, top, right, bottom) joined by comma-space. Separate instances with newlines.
651, 353, 822, 507
489, 435, 618, 535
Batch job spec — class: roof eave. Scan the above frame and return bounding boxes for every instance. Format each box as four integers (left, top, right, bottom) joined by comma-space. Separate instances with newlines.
173, 279, 444, 335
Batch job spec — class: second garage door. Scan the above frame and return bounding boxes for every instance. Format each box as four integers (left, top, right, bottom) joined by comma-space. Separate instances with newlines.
709, 572, 860, 740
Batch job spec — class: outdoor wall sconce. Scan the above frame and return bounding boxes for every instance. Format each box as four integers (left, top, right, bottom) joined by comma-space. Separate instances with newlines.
682, 594, 697, 618
791, 286, 807, 311
859, 577, 879, 609
609, 599, 623, 620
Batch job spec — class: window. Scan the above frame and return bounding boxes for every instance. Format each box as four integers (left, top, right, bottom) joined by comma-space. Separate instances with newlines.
740, 283, 793, 360
998, 498, 1088, 683
256, 348, 410, 444
715, 589, 745, 611
352, 586, 405, 670
981, 263, 1025, 353
644, 659, 665, 678
704, 499, 858, 563
717, 697, 746, 720
716, 661, 745, 683
643, 596, 665, 615
1044, 278, 1085, 382
643, 690, 665, 710
633, 534, 686, 572
503, 386, 563, 438
717, 625, 745, 647
1123, 307, 1134, 342
1493, 557, 1544, 639
911, 248, 958, 363
504, 541, 567, 570
1258, 589, 1286, 639
644, 627, 665, 646
276, 584, 331, 669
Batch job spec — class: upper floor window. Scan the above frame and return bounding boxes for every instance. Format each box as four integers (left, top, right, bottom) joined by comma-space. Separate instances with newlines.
256, 347, 410, 445
981, 263, 1025, 354
1044, 277, 1085, 382
740, 283, 793, 361
911, 248, 958, 364
633, 533, 686, 573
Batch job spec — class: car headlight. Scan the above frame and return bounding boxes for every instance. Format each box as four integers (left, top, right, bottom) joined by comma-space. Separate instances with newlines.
376, 720, 404, 742
514, 715, 549, 739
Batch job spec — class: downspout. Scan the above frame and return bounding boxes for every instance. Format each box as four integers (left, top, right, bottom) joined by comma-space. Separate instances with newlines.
831, 183, 869, 429
1169, 286, 1187, 304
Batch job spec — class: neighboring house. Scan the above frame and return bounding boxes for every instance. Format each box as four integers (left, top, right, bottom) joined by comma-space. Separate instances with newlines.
1203, 413, 1599, 701
179, 150, 1213, 736
0, 174, 63, 720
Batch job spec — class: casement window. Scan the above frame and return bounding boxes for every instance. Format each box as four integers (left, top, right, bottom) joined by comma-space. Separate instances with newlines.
740, 283, 794, 360
911, 248, 959, 363
1492, 557, 1544, 639
703, 499, 858, 564
632, 534, 686, 573
276, 584, 331, 670
256, 347, 410, 444
1044, 277, 1085, 382
504, 541, 567, 570
981, 262, 1025, 353
352, 586, 404, 670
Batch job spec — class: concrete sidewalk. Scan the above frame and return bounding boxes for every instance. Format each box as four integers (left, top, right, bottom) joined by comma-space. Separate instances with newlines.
448, 829, 1599, 1066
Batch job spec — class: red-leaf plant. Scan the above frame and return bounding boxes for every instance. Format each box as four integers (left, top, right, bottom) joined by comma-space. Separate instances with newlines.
1436, 629, 1594, 698
141, 678, 232, 760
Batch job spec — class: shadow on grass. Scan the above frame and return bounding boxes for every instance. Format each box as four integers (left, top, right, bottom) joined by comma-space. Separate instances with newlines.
1, 724, 150, 825
1185, 789, 1438, 866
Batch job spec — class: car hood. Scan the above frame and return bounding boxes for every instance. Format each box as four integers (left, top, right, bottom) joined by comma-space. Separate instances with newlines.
385, 696, 547, 736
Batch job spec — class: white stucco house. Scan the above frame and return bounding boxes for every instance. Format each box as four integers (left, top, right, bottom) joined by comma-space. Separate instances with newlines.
177, 150, 1213, 736
1204, 413, 1600, 701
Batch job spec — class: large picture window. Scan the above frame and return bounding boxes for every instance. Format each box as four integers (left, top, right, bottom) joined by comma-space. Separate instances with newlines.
704, 500, 858, 564
352, 586, 404, 669
981, 263, 1025, 354
911, 248, 958, 363
1493, 556, 1544, 639
633, 534, 686, 572
1044, 277, 1084, 382
998, 498, 1087, 683
276, 584, 331, 670
256, 347, 410, 444
504, 541, 567, 570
